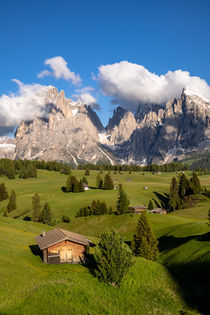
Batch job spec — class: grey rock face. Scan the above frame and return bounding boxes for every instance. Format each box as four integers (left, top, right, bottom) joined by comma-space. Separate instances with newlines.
4, 86, 210, 165
14, 88, 115, 166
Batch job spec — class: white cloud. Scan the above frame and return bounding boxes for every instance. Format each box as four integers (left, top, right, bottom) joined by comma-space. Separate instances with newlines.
38, 56, 81, 85
0, 80, 52, 131
97, 61, 210, 111
73, 87, 99, 109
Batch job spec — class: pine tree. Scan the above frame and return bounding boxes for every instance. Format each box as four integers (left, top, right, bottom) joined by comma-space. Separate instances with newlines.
66, 175, 72, 192
168, 177, 181, 211
96, 173, 102, 189
3, 210, 8, 217
85, 168, 90, 176
132, 212, 159, 261
178, 173, 191, 198
148, 200, 154, 210
191, 171, 201, 194
41, 202, 52, 224
6, 164, 16, 179
116, 184, 130, 215
78, 179, 84, 192
93, 229, 134, 286
0, 183, 8, 201
7, 190, 16, 212
32, 193, 41, 222
103, 174, 114, 190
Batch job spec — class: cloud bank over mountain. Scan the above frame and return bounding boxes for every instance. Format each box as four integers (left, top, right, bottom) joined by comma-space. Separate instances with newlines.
97, 61, 210, 111
0, 80, 51, 132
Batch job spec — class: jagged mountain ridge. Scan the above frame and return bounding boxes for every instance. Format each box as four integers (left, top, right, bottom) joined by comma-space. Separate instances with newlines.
0, 87, 209, 165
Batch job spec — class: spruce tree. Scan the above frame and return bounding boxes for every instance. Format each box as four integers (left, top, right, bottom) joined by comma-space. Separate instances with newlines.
85, 168, 90, 176
132, 212, 159, 261
79, 179, 84, 192
0, 183, 8, 201
41, 202, 52, 224
96, 173, 103, 189
108, 206, 113, 214
82, 176, 88, 185
103, 174, 114, 190
32, 193, 41, 222
3, 210, 8, 217
93, 229, 134, 286
191, 171, 201, 194
7, 190, 16, 212
66, 175, 72, 192
178, 173, 191, 198
116, 184, 130, 215
148, 200, 154, 210
168, 177, 181, 211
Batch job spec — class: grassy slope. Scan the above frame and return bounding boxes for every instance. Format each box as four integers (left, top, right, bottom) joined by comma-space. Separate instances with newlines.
0, 169, 209, 220
0, 170, 209, 314
0, 217, 195, 315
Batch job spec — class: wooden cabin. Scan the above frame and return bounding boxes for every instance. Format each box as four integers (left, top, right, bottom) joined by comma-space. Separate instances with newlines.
149, 208, 167, 215
131, 205, 147, 214
35, 228, 94, 264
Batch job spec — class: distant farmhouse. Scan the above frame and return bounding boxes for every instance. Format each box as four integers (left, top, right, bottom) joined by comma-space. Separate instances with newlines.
149, 208, 167, 215
131, 205, 147, 214
35, 228, 94, 264
83, 183, 89, 191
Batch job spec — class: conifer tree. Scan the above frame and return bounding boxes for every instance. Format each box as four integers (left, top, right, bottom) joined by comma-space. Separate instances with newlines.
208, 208, 210, 226
3, 210, 8, 217
6, 164, 16, 179
168, 177, 181, 211
0, 183, 8, 201
85, 168, 90, 176
32, 193, 41, 222
82, 176, 88, 185
7, 190, 16, 212
41, 202, 52, 224
132, 212, 159, 261
116, 184, 130, 214
66, 175, 71, 192
191, 171, 201, 194
78, 179, 84, 192
178, 173, 191, 198
148, 200, 154, 210
103, 173, 114, 190
96, 173, 103, 189
93, 229, 134, 286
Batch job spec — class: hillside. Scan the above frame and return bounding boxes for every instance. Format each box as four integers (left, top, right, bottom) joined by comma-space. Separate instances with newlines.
0, 217, 200, 315
0, 170, 209, 314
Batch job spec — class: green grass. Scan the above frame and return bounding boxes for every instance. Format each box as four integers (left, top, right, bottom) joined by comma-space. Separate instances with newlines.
0, 217, 199, 315
0, 169, 209, 221
0, 170, 209, 314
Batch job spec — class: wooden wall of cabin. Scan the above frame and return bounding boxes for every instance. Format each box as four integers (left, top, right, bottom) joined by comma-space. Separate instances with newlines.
47, 240, 86, 264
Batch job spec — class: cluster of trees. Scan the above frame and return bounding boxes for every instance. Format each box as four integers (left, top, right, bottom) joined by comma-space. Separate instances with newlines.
66, 176, 88, 193
76, 200, 113, 217
96, 172, 114, 190
32, 193, 53, 225
168, 172, 202, 211
92, 212, 159, 286
0, 183, 17, 217
76, 184, 129, 217
77, 161, 191, 172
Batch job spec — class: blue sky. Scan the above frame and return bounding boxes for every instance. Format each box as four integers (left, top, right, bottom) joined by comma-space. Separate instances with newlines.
0, 0, 210, 130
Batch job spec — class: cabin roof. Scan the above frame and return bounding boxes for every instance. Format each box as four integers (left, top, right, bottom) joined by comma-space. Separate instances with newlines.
35, 228, 92, 250
131, 205, 147, 210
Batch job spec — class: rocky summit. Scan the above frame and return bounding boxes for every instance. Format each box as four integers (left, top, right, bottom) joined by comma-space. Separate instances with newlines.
0, 87, 209, 165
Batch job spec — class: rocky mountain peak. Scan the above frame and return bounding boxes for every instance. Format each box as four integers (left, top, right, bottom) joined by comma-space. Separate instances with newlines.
106, 106, 128, 131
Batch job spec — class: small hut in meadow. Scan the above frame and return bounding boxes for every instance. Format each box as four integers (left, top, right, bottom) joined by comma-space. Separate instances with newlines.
130, 205, 147, 214
35, 228, 94, 264
149, 208, 167, 215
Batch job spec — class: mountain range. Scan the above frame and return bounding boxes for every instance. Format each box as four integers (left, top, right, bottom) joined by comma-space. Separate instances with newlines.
0, 86, 209, 165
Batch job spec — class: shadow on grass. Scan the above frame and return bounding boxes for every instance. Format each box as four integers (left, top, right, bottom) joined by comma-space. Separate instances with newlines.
61, 186, 67, 193
158, 232, 210, 314
29, 245, 43, 260
153, 191, 170, 209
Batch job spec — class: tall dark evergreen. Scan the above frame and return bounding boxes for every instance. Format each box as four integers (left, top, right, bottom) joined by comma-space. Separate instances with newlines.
148, 200, 154, 210
178, 173, 191, 198
82, 176, 88, 185
132, 212, 159, 261
85, 168, 90, 176
103, 173, 114, 190
191, 171, 201, 194
96, 173, 103, 189
93, 229, 134, 286
168, 177, 181, 211
78, 179, 84, 192
0, 183, 8, 201
32, 193, 41, 222
116, 184, 130, 215
41, 202, 52, 224
7, 190, 16, 212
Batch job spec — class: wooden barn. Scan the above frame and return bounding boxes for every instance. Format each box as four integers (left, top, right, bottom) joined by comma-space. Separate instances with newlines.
131, 205, 147, 214
35, 228, 94, 264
